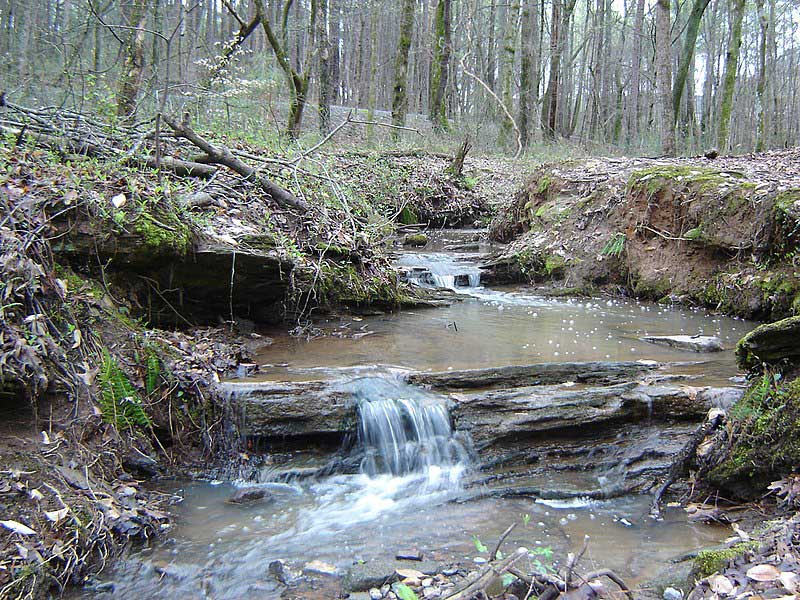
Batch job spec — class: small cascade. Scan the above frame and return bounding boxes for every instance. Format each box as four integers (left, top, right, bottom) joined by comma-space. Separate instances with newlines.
396, 253, 482, 291
348, 377, 472, 479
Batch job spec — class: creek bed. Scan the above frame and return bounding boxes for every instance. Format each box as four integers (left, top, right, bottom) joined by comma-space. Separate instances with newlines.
78, 246, 756, 599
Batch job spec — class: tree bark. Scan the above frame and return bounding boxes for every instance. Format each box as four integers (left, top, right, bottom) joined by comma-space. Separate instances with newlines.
755, 0, 768, 151
317, 0, 331, 135
391, 0, 416, 137
518, 0, 537, 148
626, 0, 646, 145
655, 0, 675, 156
672, 0, 711, 124
116, 0, 151, 118
429, 0, 452, 133
717, 0, 746, 152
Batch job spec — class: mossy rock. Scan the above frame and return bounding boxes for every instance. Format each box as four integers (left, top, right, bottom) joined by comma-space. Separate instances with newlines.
705, 377, 800, 498
691, 542, 759, 579
403, 233, 428, 247
397, 206, 418, 225
736, 315, 800, 371
132, 210, 192, 257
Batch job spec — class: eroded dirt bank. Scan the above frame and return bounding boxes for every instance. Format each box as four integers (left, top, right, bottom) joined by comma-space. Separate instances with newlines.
487, 150, 800, 321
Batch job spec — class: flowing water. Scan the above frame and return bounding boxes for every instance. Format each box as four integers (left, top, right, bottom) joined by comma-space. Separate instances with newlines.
80, 232, 755, 599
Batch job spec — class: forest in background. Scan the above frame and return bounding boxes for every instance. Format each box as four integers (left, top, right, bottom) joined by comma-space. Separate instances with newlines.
2, 0, 799, 157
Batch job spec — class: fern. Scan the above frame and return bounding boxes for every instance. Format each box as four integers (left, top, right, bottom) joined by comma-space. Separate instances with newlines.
144, 350, 161, 396
601, 233, 626, 257
97, 349, 151, 429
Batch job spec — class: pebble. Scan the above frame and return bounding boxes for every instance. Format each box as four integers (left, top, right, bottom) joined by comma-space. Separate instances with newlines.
369, 588, 382, 600
423, 588, 441, 599
663, 587, 683, 600
422, 578, 433, 587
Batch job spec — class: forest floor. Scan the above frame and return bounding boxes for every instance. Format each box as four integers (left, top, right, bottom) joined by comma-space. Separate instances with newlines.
2, 105, 800, 598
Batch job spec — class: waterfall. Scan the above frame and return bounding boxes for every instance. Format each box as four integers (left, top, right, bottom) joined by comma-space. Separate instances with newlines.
348, 377, 472, 478
396, 253, 482, 290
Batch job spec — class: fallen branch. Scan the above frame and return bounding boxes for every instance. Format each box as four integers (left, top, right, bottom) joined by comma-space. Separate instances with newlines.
650, 408, 726, 518
163, 114, 309, 212
1, 124, 217, 178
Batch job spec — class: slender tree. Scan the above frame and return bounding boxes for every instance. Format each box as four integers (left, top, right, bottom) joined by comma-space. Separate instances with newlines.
391, 0, 416, 136
672, 0, 712, 123
518, 0, 538, 148
655, 0, 675, 155
717, 0, 746, 152
755, 0, 768, 151
116, 0, 151, 118
252, 0, 318, 139
627, 0, 646, 144
429, 0, 452, 132
318, 0, 331, 135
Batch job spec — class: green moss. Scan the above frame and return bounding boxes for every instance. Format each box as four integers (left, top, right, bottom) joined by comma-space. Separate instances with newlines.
133, 211, 191, 256
736, 315, 800, 370
397, 205, 418, 225
693, 542, 759, 578
707, 376, 800, 497
308, 260, 401, 309
628, 165, 730, 197
403, 233, 429, 247
544, 254, 567, 277
536, 175, 553, 195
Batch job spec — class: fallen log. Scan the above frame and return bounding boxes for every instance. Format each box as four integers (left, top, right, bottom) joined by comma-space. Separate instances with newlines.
163, 115, 309, 212
0, 125, 217, 178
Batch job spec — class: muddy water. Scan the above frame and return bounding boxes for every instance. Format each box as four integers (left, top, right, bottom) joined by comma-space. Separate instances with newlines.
254, 288, 749, 386
95, 483, 725, 598
81, 239, 755, 599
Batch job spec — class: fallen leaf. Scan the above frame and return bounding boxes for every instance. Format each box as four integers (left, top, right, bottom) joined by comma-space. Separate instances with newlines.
396, 568, 424, 580
64, 190, 78, 205
71, 328, 82, 349
779, 571, 800, 592
1, 520, 37, 535
746, 564, 781, 582
708, 574, 734, 595
45, 508, 69, 523
29, 489, 44, 501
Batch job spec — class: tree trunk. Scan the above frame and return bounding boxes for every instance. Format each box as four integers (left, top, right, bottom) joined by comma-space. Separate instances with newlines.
366, 1, 379, 141
429, 0, 452, 132
116, 0, 151, 118
755, 0, 768, 151
626, 0, 646, 145
672, 0, 711, 124
253, 0, 318, 139
542, 0, 576, 139
518, 0, 537, 148
391, 0, 416, 136
498, 1, 519, 146
717, 0, 746, 152
655, 0, 675, 155
318, 0, 331, 135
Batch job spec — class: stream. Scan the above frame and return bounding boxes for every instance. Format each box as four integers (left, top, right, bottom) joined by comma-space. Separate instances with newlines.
81, 230, 755, 599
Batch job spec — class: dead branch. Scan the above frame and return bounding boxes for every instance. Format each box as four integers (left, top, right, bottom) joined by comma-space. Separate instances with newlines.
1, 124, 217, 178
492, 523, 516, 560
650, 408, 726, 518
162, 114, 309, 212
458, 55, 522, 159
582, 569, 635, 599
